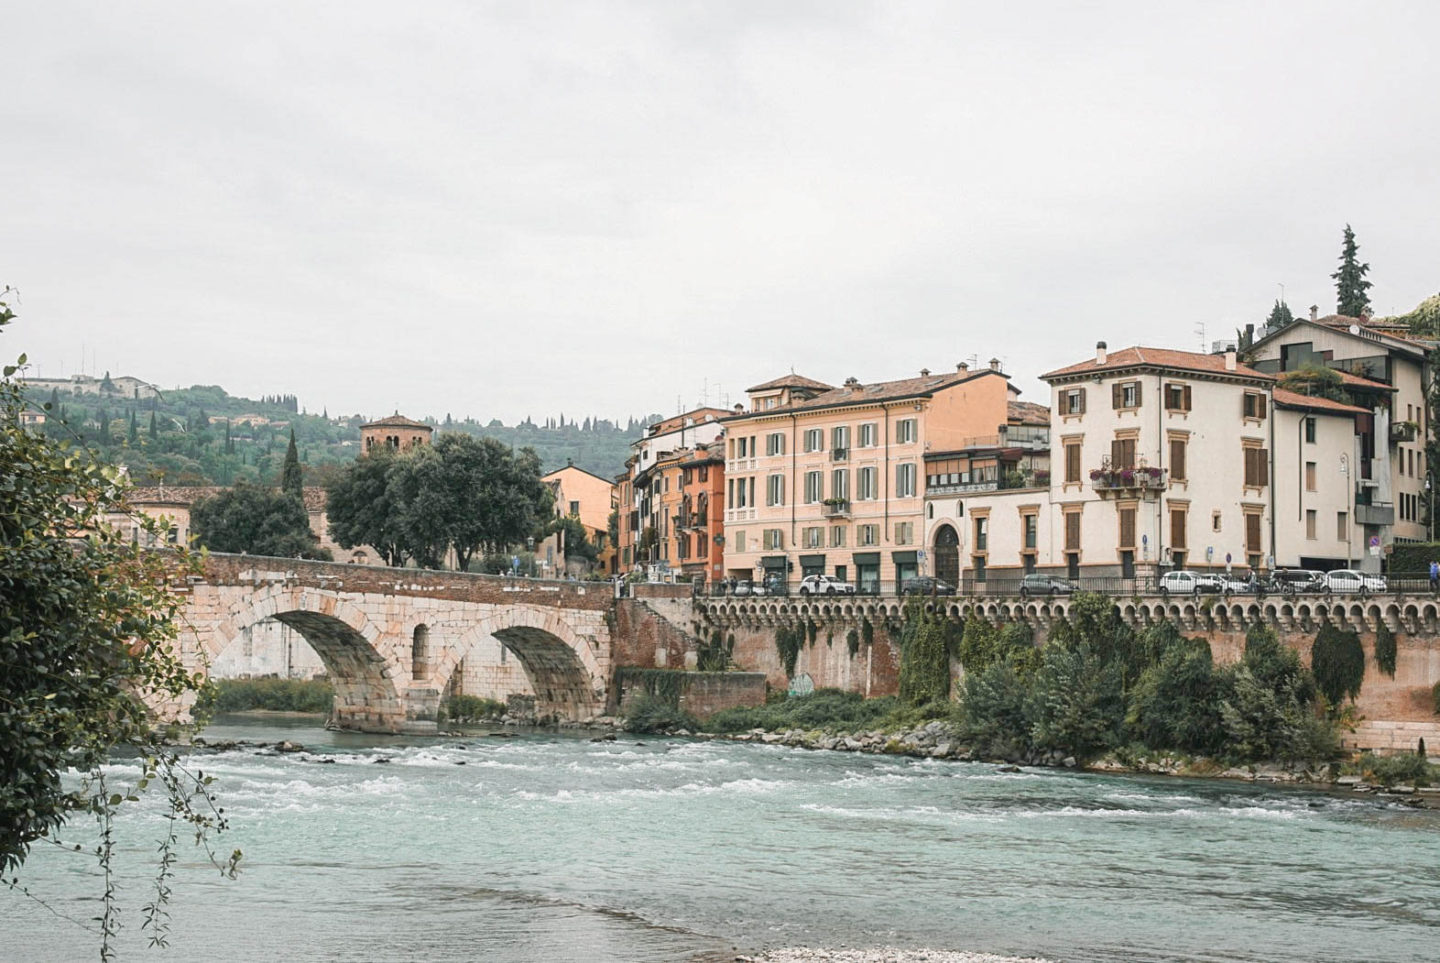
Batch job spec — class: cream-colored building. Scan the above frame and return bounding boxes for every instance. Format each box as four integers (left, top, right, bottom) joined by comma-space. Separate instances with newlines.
1248, 313, 1432, 553
722, 364, 1020, 592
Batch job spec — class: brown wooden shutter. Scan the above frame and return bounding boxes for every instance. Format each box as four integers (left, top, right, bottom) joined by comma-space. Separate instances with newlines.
1119, 508, 1135, 547
1066, 443, 1080, 483
1112, 383, 1123, 409
1170, 508, 1187, 549
1170, 439, 1186, 481
1183, 385, 1192, 411
1257, 395, 1267, 419
1259, 448, 1269, 486
1065, 512, 1081, 551
1246, 514, 1261, 553
1134, 382, 1143, 407
1077, 388, 1086, 413
1111, 439, 1123, 466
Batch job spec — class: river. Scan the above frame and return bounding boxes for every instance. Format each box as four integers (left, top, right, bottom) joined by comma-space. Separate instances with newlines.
3, 715, 1438, 962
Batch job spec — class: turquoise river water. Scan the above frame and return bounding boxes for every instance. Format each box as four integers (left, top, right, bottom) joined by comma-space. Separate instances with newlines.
3, 715, 1439, 962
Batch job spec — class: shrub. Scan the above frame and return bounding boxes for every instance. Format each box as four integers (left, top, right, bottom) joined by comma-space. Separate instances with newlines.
1374, 622, 1397, 678
957, 618, 1000, 674
957, 658, 1029, 760
1433, 681, 1440, 715
624, 693, 698, 734
1128, 638, 1225, 755
702, 689, 902, 734
1312, 623, 1365, 707
898, 609, 951, 707
1025, 643, 1125, 760
445, 694, 505, 723
1218, 665, 1337, 763
1358, 752, 1434, 787
197, 677, 334, 714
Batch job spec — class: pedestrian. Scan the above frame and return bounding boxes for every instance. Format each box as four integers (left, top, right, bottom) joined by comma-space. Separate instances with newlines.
1429, 559, 1438, 593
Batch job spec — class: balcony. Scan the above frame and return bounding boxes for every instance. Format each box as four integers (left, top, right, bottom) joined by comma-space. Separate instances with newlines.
1390, 421, 1419, 444
1089, 466, 1167, 499
1355, 487, 1396, 526
822, 499, 852, 518
831, 447, 850, 462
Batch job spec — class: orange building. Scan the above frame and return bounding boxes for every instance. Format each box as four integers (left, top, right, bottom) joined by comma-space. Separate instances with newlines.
360, 414, 433, 451
672, 441, 725, 585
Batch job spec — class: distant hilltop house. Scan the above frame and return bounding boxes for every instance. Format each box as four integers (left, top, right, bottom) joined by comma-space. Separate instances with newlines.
361, 414, 433, 451
23, 372, 160, 400
19, 408, 47, 427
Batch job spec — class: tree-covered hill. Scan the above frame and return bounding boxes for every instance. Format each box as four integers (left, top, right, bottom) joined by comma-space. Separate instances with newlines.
22, 377, 655, 487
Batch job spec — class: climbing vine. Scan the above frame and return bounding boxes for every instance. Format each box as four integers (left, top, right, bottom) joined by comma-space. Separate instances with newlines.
615, 667, 687, 707
1312, 623, 1365, 708
846, 627, 861, 658
861, 618, 874, 648
774, 624, 803, 678
897, 599, 951, 707
1375, 622, 1397, 678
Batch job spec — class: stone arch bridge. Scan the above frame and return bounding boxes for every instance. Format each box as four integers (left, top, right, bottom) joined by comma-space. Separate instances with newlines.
172, 554, 616, 733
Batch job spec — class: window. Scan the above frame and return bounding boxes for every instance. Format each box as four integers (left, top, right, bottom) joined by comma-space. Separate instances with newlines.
1212, 511, 1222, 533
897, 418, 917, 444
896, 463, 917, 497
1243, 392, 1268, 419
1023, 513, 1038, 550
1169, 437, 1187, 481
1305, 461, 1317, 491
1305, 417, 1317, 443
894, 521, 913, 545
766, 432, 786, 456
763, 528, 784, 550
1064, 441, 1081, 483
859, 423, 878, 448
1306, 510, 1317, 540
1119, 507, 1135, 548
568, 500, 580, 516
972, 556, 987, 581
1164, 382, 1192, 412
804, 471, 823, 503
734, 436, 751, 458
831, 425, 851, 453
766, 474, 785, 506
858, 466, 878, 500
1110, 437, 1136, 468
1060, 387, 1087, 416
1170, 508, 1187, 550
1246, 513, 1263, 554
804, 428, 823, 452
832, 469, 850, 502
734, 531, 746, 553
857, 524, 879, 546
974, 516, 988, 551
1112, 381, 1142, 409
803, 526, 824, 548
1337, 511, 1347, 540
1243, 446, 1269, 488
1065, 511, 1081, 552
830, 525, 847, 547
412, 625, 430, 680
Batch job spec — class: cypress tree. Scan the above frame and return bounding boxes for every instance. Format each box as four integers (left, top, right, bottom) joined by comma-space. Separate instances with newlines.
1265, 300, 1293, 330
127, 409, 138, 445
281, 428, 303, 498
1333, 224, 1373, 318
148, 410, 158, 440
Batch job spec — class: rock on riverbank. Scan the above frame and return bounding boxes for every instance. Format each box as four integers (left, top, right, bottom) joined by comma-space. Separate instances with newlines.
737, 949, 1052, 963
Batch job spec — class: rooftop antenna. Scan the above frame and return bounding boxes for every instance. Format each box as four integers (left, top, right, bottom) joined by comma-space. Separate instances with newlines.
1194, 322, 1205, 352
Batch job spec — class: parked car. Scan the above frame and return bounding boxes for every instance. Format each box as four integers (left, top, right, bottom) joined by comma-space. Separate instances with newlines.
1158, 571, 1225, 596
901, 576, 955, 596
1269, 569, 1326, 595
798, 574, 856, 596
1018, 573, 1077, 597
763, 575, 789, 596
1323, 569, 1388, 595
1218, 573, 1263, 596
732, 579, 753, 597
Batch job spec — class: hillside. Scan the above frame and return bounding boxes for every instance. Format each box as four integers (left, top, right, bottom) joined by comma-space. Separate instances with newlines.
22, 377, 655, 487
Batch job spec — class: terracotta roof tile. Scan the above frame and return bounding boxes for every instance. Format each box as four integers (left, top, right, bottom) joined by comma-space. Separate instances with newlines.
731, 369, 1006, 418
1042, 346, 1273, 381
361, 414, 432, 430
125, 485, 329, 512
746, 373, 835, 392
1271, 388, 1368, 414
1007, 400, 1050, 426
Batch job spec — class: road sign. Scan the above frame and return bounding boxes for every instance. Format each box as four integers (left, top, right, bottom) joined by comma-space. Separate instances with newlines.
1369, 535, 1381, 549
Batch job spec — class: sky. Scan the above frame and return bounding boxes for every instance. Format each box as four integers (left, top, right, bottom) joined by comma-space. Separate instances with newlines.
4, 1, 1439, 424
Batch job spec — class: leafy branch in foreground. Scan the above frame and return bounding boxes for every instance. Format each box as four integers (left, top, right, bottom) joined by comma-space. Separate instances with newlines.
0, 290, 239, 957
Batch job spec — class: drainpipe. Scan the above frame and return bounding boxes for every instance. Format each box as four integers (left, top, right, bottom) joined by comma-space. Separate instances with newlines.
1156, 373, 1164, 581
790, 412, 798, 575
1269, 396, 1278, 572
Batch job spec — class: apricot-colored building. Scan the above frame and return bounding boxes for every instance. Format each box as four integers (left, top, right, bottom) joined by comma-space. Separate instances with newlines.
721, 363, 1019, 592
360, 413, 433, 451
540, 464, 618, 576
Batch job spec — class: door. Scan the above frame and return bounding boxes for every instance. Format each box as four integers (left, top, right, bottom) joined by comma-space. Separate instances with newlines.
932, 524, 960, 585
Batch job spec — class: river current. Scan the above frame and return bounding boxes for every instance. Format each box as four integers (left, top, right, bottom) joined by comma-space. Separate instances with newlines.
3, 715, 1438, 963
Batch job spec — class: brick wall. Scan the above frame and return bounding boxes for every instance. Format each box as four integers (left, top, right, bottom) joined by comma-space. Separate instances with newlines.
616, 671, 768, 719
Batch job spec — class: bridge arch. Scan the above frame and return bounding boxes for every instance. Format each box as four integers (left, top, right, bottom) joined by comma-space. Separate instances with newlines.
430, 606, 606, 723
207, 585, 404, 732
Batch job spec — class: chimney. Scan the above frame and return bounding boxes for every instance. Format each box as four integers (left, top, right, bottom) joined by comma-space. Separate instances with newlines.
733, 403, 743, 413
1096, 341, 1108, 365
844, 376, 860, 388
919, 368, 930, 377
988, 358, 1001, 371
957, 362, 968, 372
1224, 348, 1237, 371
1310, 305, 1318, 321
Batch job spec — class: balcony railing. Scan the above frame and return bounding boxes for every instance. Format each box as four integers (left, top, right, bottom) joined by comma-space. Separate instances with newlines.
821, 499, 852, 518
1390, 421, 1419, 444
1090, 467, 1167, 497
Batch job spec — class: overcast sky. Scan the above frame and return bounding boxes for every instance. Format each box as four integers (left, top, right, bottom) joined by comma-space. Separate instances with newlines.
5, 2, 1438, 424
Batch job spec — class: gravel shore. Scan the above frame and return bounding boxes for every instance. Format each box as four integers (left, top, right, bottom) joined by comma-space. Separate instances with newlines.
736, 950, 1053, 963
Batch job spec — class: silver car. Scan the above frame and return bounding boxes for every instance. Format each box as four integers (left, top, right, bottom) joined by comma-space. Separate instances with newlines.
1323, 569, 1387, 595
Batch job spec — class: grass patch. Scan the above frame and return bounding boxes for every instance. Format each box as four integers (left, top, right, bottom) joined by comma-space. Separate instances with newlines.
198, 677, 334, 714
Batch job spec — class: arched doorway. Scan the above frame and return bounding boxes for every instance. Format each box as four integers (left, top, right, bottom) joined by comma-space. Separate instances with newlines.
933, 524, 959, 585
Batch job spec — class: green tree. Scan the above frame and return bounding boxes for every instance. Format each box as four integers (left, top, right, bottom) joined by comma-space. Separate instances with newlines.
1, 296, 237, 949
1311, 623, 1365, 707
898, 602, 951, 706
552, 514, 598, 567
1265, 299, 1294, 330
1278, 364, 1351, 403
1333, 223, 1372, 317
280, 428, 303, 498
1375, 622, 1397, 678
148, 409, 158, 440
190, 481, 330, 559
324, 448, 409, 566
1128, 637, 1225, 755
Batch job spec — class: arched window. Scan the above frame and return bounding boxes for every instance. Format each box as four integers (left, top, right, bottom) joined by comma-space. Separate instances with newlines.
412, 624, 430, 680
932, 524, 960, 585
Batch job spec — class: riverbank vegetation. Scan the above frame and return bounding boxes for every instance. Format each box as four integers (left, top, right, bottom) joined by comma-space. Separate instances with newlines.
197, 677, 335, 714
441, 695, 506, 724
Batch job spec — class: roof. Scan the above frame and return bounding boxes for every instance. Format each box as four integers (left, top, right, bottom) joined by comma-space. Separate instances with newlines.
1333, 369, 1397, 392
361, 414, 432, 430
644, 407, 729, 436
125, 485, 329, 513
541, 464, 616, 487
746, 373, 835, 393
1271, 388, 1368, 415
1042, 346, 1273, 382
727, 368, 1006, 420
1007, 400, 1049, 426
1251, 317, 1429, 357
